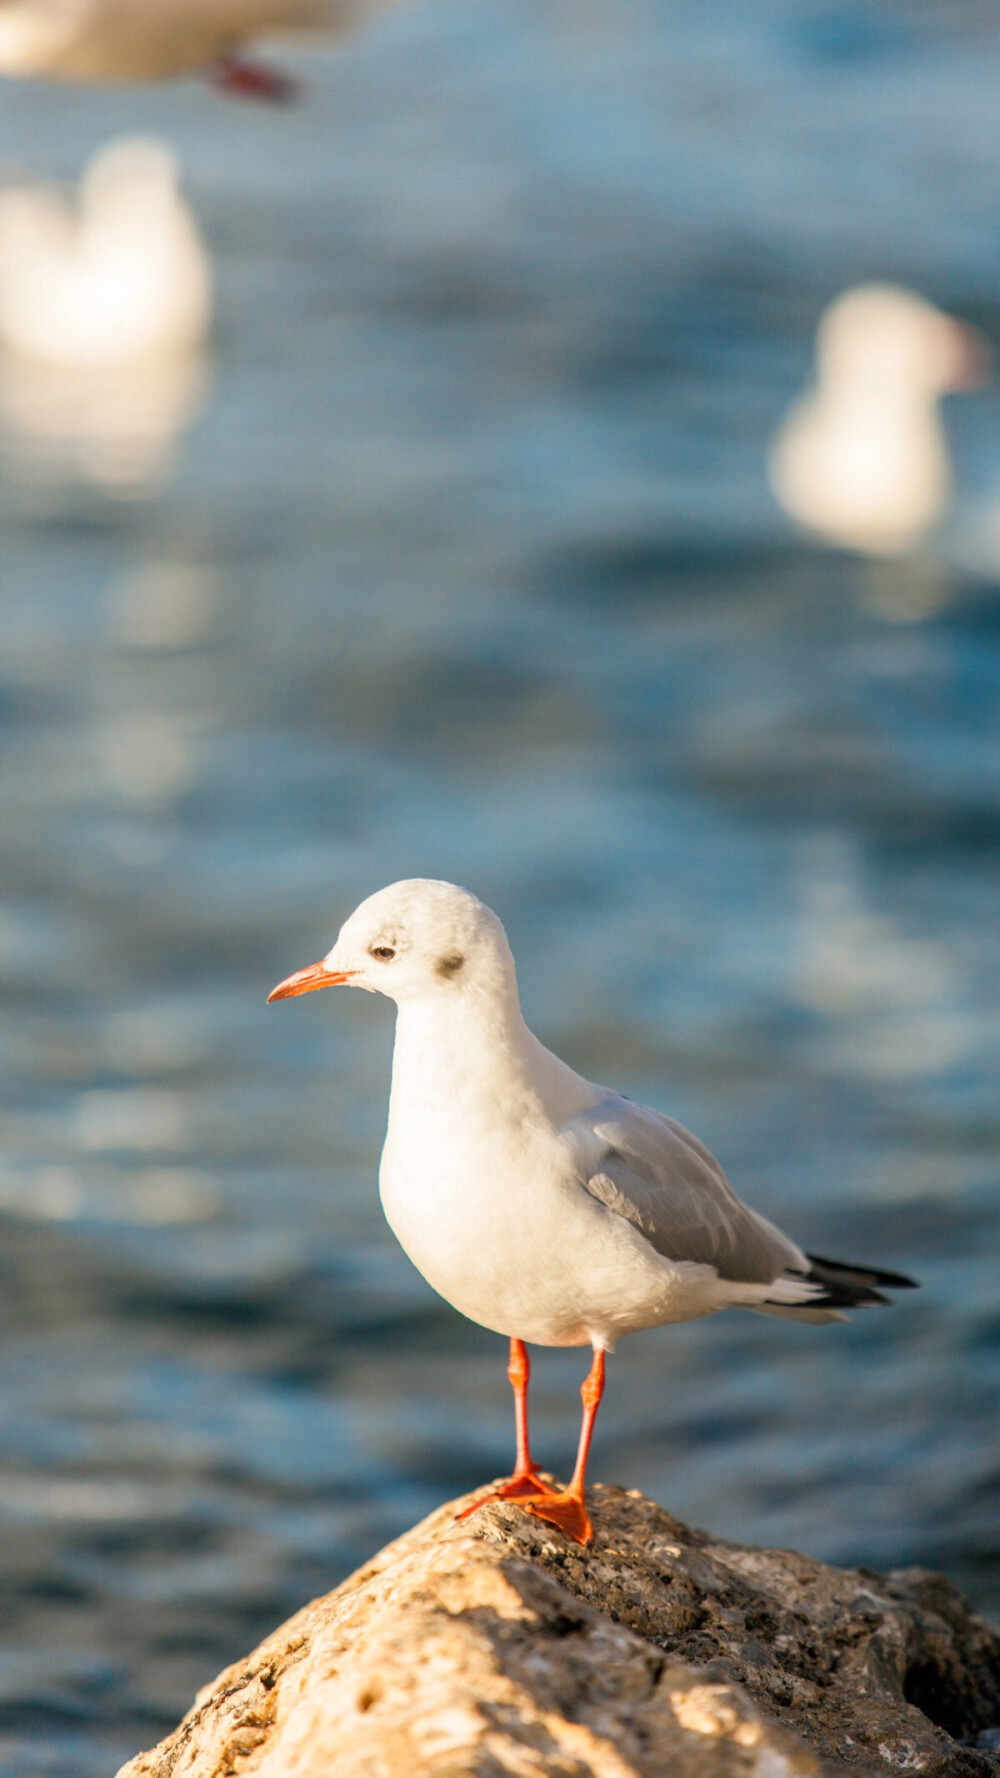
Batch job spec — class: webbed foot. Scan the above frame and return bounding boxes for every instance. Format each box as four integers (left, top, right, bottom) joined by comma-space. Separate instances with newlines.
517, 1486, 593, 1546
456, 1469, 560, 1521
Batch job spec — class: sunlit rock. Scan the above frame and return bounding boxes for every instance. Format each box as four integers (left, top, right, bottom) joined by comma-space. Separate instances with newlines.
116, 1485, 1000, 1777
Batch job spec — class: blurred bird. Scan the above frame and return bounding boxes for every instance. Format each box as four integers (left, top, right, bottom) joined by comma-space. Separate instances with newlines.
770, 284, 986, 557
0, 139, 211, 491
0, 138, 211, 367
269, 878, 916, 1546
0, 0, 388, 99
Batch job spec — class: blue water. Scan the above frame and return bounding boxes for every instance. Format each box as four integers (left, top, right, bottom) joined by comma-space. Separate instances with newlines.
0, 3, 999, 1773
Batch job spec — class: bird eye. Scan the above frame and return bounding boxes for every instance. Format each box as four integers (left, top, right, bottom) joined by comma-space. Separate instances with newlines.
370, 946, 395, 961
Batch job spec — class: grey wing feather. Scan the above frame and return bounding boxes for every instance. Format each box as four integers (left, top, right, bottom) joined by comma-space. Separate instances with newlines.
576, 1096, 805, 1286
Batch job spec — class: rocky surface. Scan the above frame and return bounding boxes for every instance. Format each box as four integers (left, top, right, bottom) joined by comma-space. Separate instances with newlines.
117, 1483, 1000, 1778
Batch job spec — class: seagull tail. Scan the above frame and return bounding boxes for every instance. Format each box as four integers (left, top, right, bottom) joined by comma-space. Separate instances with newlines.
754, 1252, 918, 1322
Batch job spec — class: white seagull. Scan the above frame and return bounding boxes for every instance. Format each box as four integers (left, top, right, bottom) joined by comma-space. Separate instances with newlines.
0, 138, 211, 368
269, 879, 916, 1546
769, 284, 985, 557
0, 0, 391, 99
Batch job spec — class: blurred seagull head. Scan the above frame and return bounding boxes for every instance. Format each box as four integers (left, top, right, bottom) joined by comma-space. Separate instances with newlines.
817, 285, 986, 400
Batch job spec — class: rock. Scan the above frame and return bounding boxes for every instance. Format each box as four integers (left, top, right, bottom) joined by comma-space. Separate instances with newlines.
117, 1484, 1000, 1778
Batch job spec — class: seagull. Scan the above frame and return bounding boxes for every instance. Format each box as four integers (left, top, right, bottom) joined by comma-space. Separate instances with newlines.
269, 879, 917, 1546
0, 137, 210, 490
769, 284, 986, 557
0, 0, 392, 100
0, 138, 211, 368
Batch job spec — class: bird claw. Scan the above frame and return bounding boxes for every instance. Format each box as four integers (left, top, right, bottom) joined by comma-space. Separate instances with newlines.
456, 1470, 560, 1521
517, 1488, 594, 1546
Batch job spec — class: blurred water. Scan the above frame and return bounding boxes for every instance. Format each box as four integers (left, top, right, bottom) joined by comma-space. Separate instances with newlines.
0, 3, 999, 1773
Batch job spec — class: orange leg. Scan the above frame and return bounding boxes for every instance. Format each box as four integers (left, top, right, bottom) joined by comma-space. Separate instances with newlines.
210, 54, 297, 103
456, 1338, 558, 1521
518, 1346, 605, 1546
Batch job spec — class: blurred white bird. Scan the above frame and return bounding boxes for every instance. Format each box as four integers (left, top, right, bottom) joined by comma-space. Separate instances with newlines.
0, 138, 211, 367
269, 878, 915, 1546
0, 0, 388, 98
0, 139, 211, 491
770, 284, 986, 557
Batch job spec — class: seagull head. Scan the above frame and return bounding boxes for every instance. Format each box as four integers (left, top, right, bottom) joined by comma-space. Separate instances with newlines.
268, 878, 516, 1008
817, 284, 988, 398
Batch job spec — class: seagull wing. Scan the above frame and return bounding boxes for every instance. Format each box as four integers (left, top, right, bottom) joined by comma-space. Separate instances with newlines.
567, 1094, 806, 1288
562, 1093, 913, 1320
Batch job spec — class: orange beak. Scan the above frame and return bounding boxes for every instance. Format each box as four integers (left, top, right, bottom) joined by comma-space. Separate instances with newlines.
946, 319, 992, 391
267, 961, 356, 1003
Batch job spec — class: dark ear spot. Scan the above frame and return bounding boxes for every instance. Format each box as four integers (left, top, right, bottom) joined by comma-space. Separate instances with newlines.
435, 952, 465, 981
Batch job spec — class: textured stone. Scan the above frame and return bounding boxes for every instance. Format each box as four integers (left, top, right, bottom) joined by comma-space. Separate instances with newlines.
117, 1484, 1000, 1778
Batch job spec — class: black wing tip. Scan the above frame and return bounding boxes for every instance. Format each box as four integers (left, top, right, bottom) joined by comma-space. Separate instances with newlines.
805, 1252, 919, 1292
764, 1254, 918, 1311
